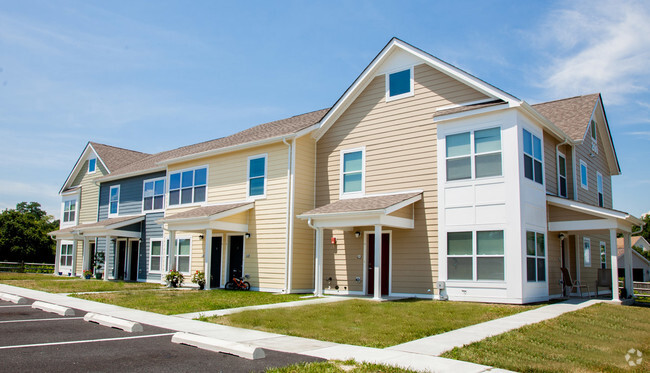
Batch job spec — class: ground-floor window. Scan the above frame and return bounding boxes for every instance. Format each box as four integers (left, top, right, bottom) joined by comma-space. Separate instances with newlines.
447, 230, 504, 281
599, 241, 606, 269
175, 238, 191, 274
583, 237, 592, 267
149, 239, 163, 273
60, 243, 73, 268
526, 231, 546, 282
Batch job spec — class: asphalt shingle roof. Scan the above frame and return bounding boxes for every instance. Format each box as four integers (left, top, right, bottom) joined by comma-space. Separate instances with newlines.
433, 99, 505, 117
90, 142, 150, 172
161, 202, 253, 221
532, 93, 600, 141
49, 215, 143, 235
301, 192, 422, 216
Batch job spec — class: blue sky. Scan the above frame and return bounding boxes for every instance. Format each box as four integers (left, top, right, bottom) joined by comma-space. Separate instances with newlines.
1, 0, 649, 219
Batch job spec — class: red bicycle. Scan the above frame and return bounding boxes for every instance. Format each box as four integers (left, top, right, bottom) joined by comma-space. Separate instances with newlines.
225, 276, 250, 290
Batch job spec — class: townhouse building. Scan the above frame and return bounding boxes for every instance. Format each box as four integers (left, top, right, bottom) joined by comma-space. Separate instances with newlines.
50, 38, 641, 304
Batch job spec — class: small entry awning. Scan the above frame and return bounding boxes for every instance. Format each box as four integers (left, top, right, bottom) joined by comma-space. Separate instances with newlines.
547, 195, 642, 233
298, 191, 422, 229
48, 215, 145, 239
157, 202, 254, 232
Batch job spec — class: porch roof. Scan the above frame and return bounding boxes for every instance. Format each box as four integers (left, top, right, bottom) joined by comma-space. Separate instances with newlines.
298, 191, 422, 229
48, 215, 144, 239
157, 202, 254, 232
546, 195, 642, 233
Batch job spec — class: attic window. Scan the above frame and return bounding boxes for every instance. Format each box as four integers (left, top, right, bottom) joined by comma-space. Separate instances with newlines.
590, 120, 597, 139
386, 67, 413, 101
88, 158, 96, 173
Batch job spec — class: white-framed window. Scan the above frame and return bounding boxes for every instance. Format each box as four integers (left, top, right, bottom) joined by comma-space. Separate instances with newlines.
247, 154, 267, 199
446, 127, 502, 181
597, 172, 604, 207
583, 237, 591, 267
59, 242, 74, 268
523, 129, 543, 184
175, 238, 191, 274
88, 158, 96, 174
109, 185, 120, 217
580, 160, 588, 190
340, 147, 365, 196
590, 120, 598, 154
143, 177, 165, 212
168, 166, 207, 206
557, 152, 567, 198
526, 231, 546, 282
62, 199, 77, 223
447, 230, 505, 281
149, 239, 163, 273
600, 241, 607, 269
385, 67, 414, 101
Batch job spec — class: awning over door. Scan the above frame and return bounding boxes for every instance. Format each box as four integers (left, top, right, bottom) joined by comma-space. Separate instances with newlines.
48, 215, 144, 239
547, 195, 642, 233
157, 202, 254, 232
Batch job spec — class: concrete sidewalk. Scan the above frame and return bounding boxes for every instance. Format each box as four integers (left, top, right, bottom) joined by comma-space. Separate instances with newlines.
0, 284, 508, 373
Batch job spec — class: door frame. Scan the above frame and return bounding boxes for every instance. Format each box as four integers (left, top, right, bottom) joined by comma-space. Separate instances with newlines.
225, 234, 246, 284
127, 239, 140, 281
363, 230, 392, 296
210, 233, 224, 289
116, 238, 128, 280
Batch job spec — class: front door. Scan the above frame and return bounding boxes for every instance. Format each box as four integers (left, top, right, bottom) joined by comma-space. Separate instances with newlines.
210, 237, 222, 288
129, 240, 139, 281
88, 242, 96, 274
116, 240, 127, 280
367, 233, 390, 296
228, 235, 244, 281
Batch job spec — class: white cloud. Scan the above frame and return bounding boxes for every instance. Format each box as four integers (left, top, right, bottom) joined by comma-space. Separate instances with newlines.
535, 1, 650, 104
626, 131, 650, 140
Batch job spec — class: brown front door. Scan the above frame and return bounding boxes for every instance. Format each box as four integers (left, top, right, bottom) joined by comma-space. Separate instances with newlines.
367, 233, 390, 296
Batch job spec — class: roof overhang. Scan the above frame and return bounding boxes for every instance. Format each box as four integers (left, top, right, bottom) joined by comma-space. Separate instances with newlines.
547, 195, 642, 233
98, 166, 166, 183
59, 142, 109, 194
158, 203, 254, 232
49, 215, 144, 239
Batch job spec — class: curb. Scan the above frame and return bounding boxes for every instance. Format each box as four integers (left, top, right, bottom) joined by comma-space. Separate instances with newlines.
171, 332, 265, 360
31, 301, 75, 316
0, 293, 27, 305
84, 312, 143, 332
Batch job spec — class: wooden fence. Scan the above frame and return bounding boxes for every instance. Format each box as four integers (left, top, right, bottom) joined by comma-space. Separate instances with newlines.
633, 281, 650, 296
0, 261, 54, 273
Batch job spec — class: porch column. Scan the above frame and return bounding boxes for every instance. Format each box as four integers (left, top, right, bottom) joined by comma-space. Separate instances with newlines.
205, 229, 212, 289
54, 240, 61, 275
104, 236, 112, 281
610, 229, 619, 302
624, 232, 633, 298
168, 230, 176, 272
314, 227, 323, 297
82, 236, 90, 273
374, 224, 382, 301
71, 240, 78, 277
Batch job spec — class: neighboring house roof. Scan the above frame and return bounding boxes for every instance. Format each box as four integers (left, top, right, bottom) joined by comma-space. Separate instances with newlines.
101, 108, 329, 181
160, 202, 254, 221
617, 246, 650, 266
301, 191, 422, 216
616, 236, 650, 251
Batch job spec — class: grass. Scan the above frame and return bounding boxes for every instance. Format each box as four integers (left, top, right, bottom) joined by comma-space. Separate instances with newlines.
267, 360, 415, 373
0, 272, 163, 293
73, 289, 305, 315
212, 298, 540, 348
442, 303, 650, 372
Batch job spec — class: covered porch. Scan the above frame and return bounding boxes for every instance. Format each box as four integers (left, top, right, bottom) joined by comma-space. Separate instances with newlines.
157, 202, 254, 289
298, 191, 422, 300
547, 195, 643, 302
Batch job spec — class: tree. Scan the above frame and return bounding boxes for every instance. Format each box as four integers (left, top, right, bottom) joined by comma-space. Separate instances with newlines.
632, 214, 650, 242
0, 202, 59, 263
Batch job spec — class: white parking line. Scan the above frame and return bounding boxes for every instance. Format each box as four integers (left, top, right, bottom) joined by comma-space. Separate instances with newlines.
0, 317, 84, 324
0, 332, 175, 350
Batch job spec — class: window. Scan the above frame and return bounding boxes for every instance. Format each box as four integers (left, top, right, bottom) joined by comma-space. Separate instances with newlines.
580, 161, 588, 190
583, 237, 591, 267
60, 243, 73, 268
526, 231, 546, 282
446, 127, 502, 181
169, 167, 207, 206
341, 148, 364, 195
447, 230, 505, 281
109, 186, 120, 216
248, 155, 266, 198
591, 120, 597, 140
557, 153, 567, 198
149, 239, 162, 272
523, 129, 543, 184
88, 158, 96, 173
63, 200, 76, 223
175, 238, 191, 274
597, 172, 604, 207
600, 241, 607, 269
386, 67, 413, 101
143, 178, 165, 212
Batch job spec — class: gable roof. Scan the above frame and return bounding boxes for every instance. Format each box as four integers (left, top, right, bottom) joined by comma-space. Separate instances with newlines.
532, 94, 601, 141
100, 108, 329, 181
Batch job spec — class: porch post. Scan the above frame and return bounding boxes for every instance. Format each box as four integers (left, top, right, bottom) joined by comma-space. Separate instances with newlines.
609, 229, 619, 302
71, 239, 78, 277
104, 236, 112, 281
374, 224, 382, 300
314, 227, 323, 297
82, 236, 90, 273
168, 230, 176, 271
54, 240, 61, 275
624, 232, 633, 298
205, 229, 212, 289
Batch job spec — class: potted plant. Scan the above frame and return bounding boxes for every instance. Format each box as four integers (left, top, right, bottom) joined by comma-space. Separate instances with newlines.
191, 270, 206, 290
83, 270, 93, 280
94, 252, 105, 279
165, 270, 184, 288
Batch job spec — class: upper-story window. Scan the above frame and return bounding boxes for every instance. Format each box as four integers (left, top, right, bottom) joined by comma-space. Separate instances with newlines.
580, 160, 588, 190
143, 177, 165, 212
386, 67, 413, 101
446, 127, 501, 181
557, 153, 567, 197
597, 172, 604, 207
109, 186, 120, 217
248, 155, 267, 198
88, 158, 96, 174
169, 167, 207, 206
62, 200, 76, 223
341, 148, 364, 196
523, 129, 543, 184
590, 120, 598, 154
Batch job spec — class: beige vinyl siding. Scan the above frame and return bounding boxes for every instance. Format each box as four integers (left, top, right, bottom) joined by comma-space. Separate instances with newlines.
70, 160, 107, 224
574, 118, 613, 209
547, 205, 600, 222
576, 231, 611, 291
291, 135, 316, 291
75, 240, 83, 274
547, 235, 561, 296
167, 142, 289, 290
316, 63, 489, 295
543, 131, 574, 199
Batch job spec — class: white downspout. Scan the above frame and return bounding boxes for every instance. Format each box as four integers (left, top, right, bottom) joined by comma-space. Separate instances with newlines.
571, 146, 578, 201
282, 137, 296, 293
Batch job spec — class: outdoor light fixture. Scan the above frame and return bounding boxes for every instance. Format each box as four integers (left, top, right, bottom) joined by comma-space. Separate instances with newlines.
245, 233, 251, 239
199, 235, 204, 240
355, 231, 361, 238
558, 233, 566, 241
331, 237, 337, 244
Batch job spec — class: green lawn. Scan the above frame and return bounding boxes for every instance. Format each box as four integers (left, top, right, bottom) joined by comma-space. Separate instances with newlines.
0, 272, 163, 292
212, 298, 540, 348
442, 303, 650, 372
268, 360, 415, 373
74, 289, 305, 315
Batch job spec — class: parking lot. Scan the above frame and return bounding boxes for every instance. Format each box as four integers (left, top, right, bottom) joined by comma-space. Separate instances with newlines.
0, 297, 322, 372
